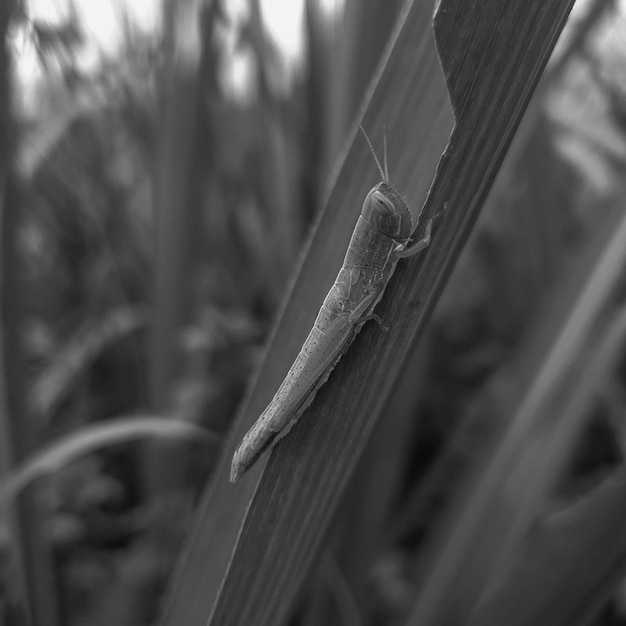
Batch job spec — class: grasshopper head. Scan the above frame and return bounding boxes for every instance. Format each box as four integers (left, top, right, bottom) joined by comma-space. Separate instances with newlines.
363, 182, 413, 241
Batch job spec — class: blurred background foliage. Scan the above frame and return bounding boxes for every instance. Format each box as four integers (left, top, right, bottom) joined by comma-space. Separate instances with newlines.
1, 0, 626, 624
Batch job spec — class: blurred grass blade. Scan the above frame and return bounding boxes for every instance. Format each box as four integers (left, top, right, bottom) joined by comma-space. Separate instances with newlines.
405, 202, 626, 625
492, 302, 626, 574
325, 0, 404, 155
0, 417, 218, 503
31, 306, 148, 420
146, 0, 205, 500
468, 464, 626, 626
0, 2, 62, 623
549, 0, 616, 80
151, 0, 203, 412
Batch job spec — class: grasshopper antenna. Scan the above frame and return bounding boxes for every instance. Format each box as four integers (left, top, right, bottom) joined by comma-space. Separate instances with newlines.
382, 125, 389, 184
359, 125, 388, 184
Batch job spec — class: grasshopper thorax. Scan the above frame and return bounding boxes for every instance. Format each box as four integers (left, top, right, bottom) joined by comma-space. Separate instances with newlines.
362, 182, 413, 241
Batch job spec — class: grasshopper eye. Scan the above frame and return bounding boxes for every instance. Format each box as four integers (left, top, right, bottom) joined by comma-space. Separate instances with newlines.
363, 185, 411, 241
370, 190, 395, 216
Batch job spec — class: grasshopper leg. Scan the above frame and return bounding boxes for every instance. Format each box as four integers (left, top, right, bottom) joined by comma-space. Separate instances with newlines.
395, 218, 432, 258
366, 313, 389, 332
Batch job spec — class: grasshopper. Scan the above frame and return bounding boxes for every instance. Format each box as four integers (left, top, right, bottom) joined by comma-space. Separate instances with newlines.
231, 129, 432, 482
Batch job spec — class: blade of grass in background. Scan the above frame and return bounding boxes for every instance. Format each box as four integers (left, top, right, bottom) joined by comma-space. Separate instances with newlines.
469, 462, 626, 626
0, 2, 61, 624
146, 0, 205, 500
0, 416, 218, 503
548, 0, 615, 80
31, 306, 148, 420
160, 1, 576, 626
325, 0, 404, 161
406, 201, 626, 625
